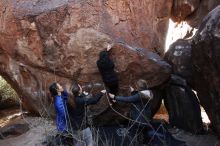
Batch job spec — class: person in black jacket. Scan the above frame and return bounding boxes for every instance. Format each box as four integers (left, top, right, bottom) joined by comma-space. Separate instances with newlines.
109, 79, 153, 124
108, 79, 152, 145
97, 44, 119, 95
70, 82, 106, 146
109, 79, 186, 146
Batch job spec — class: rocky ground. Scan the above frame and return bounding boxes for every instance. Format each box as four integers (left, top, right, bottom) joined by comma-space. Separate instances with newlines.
0, 108, 219, 146
172, 129, 220, 146
0, 108, 56, 146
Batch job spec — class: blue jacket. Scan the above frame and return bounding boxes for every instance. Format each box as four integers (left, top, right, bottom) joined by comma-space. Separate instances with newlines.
54, 90, 69, 132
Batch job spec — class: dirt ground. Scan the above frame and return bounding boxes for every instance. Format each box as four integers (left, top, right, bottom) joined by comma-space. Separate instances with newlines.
0, 109, 219, 146
170, 128, 220, 146
0, 109, 56, 146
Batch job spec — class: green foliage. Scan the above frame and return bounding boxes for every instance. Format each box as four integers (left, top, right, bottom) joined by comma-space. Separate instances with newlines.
0, 76, 18, 102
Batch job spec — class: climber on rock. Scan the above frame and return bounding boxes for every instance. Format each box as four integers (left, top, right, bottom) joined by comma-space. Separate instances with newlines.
97, 44, 119, 95
71, 82, 106, 146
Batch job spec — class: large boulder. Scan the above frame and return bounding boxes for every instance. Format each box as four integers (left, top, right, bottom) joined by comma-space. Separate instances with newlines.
0, 0, 171, 115
164, 39, 193, 85
0, 124, 29, 139
191, 5, 220, 136
88, 43, 171, 125
164, 75, 203, 134
171, 0, 200, 22
165, 5, 220, 136
187, 1, 220, 27
171, 0, 220, 27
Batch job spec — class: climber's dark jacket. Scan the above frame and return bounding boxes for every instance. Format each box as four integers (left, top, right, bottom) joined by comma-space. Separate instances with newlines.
97, 51, 118, 84
97, 51, 119, 94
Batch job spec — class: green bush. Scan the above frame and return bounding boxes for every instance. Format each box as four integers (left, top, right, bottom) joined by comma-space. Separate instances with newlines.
0, 76, 18, 102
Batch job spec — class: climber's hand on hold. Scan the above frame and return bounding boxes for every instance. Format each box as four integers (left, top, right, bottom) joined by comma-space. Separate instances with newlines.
108, 93, 116, 103
107, 44, 112, 51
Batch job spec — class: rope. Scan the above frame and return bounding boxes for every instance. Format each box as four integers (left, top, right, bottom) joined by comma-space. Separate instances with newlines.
101, 81, 153, 126
53, 63, 57, 83
51, 63, 83, 145
103, 83, 168, 145
103, 86, 150, 126
51, 57, 167, 145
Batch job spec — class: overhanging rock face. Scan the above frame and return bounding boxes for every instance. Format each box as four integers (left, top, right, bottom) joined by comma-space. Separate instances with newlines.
0, 0, 171, 115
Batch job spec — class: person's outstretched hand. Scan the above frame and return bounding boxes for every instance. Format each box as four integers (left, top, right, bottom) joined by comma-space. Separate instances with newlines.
108, 93, 115, 99
108, 93, 116, 103
129, 86, 134, 92
140, 90, 153, 99
101, 90, 106, 94
83, 91, 89, 95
